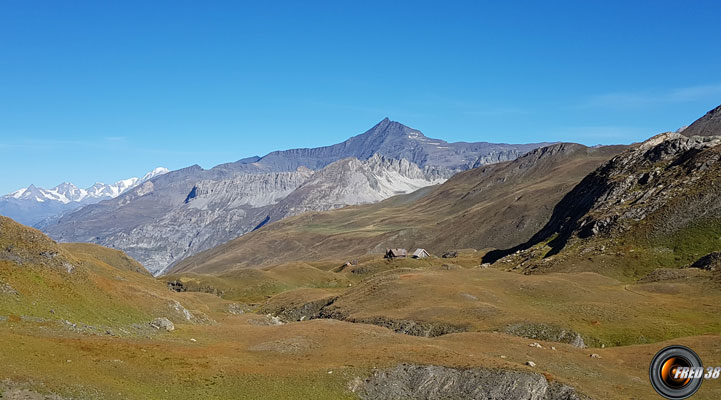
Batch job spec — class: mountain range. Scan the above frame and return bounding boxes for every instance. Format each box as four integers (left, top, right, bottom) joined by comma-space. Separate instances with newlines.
0, 167, 169, 226
169, 105, 721, 282
4, 106, 721, 400
39, 119, 551, 275
210, 117, 550, 173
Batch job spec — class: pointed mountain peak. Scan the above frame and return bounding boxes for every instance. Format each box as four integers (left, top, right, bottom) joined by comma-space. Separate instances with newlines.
23, 184, 45, 195
20, 184, 45, 201
681, 103, 721, 137
368, 117, 392, 130
366, 117, 424, 139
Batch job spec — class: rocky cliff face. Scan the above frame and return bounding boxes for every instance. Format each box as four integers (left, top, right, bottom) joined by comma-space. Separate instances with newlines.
533, 133, 721, 249
268, 154, 451, 220
104, 168, 315, 275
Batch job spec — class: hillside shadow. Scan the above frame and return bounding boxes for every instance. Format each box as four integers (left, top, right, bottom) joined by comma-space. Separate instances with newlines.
482, 172, 605, 264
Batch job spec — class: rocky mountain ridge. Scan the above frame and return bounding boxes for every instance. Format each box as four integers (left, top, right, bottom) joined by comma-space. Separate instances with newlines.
680, 104, 721, 137
40, 119, 549, 275
214, 118, 551, 173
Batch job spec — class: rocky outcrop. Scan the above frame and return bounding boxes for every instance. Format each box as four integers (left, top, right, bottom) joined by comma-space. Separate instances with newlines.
149, 317, 175, 331
503, 322, 585, 348
328, 314, 467, 337
0, 281, 18, 295
261, 293, 467, 338
687, 252, 721, 271
259, 295, 338, 322
472, 149, 525, 167
0, 381, 69, 400
538, 133, 721, 243
0, 216, 80, 275
352, 364, 590, 400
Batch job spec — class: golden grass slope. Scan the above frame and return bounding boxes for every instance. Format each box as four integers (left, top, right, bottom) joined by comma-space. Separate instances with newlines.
3, 259, 721, 399
3, 215, 721, 399
0, 215, 213, 334
59, 242, 151, 275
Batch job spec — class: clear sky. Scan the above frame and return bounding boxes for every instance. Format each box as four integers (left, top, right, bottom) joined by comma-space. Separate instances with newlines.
2, 1, 721, 194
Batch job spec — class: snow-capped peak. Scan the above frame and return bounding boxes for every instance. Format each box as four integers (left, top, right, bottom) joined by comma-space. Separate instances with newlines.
2, 166, 169, 204
140, 167, 169, 182
9, 188, 27, 199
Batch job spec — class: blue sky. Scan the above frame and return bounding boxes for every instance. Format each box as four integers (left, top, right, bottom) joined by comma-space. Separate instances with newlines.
2, 1, 721, 194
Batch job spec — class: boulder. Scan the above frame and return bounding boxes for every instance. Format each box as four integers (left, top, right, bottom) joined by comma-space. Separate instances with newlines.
688, 252, 721, 271
0, 281, 18, 295
150, 317, 174, 332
